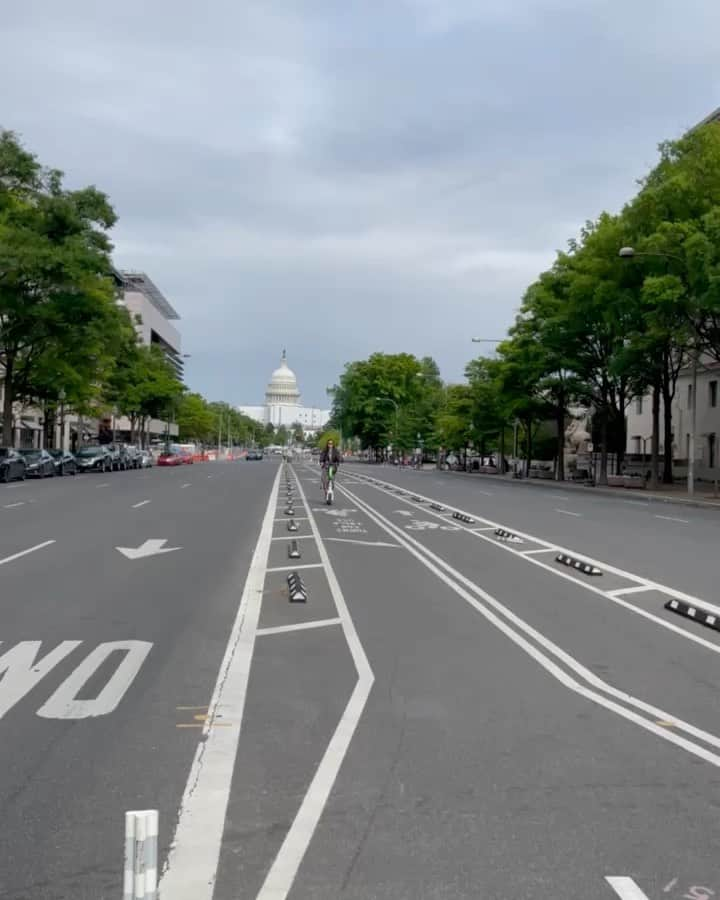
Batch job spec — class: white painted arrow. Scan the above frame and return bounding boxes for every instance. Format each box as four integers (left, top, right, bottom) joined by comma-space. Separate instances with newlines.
116, 539, 182, 560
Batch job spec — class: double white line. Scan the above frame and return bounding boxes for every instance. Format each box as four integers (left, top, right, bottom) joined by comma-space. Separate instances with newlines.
339, 482, 720, 769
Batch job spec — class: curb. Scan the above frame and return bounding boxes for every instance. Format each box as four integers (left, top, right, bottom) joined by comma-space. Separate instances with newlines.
429, 468, 720, 512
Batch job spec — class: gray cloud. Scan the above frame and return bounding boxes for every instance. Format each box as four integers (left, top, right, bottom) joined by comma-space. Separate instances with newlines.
2, 0, 719, 404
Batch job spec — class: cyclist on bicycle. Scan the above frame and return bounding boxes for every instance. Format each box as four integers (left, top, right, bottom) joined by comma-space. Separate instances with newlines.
319, 439, 341, 498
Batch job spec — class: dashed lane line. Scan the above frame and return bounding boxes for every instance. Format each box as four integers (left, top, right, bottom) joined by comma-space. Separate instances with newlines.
0, 540, 56, 567
655, 514, 690, 524
3, 502, 25, 509
256, 619, 342, 637
608, 586, 654, 598
266, 563, 324, 573
555, 508, 582, 517
606, 877, 651, 899
131, 500, 151, 509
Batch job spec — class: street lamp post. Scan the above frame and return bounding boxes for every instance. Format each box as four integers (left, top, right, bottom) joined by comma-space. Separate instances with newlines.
471, 337, 506, 471
375, 397, 399, 457
58, 389, 66, 453
619, 246, 699, 495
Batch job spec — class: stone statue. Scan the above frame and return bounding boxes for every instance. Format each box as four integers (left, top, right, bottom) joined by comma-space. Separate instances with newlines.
565, 406, 591, 456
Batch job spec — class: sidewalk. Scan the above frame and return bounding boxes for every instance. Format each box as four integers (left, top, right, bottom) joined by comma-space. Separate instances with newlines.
422, 466, 720, 511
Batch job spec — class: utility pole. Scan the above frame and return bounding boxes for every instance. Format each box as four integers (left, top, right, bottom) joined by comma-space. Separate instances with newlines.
688, 348, 699, 496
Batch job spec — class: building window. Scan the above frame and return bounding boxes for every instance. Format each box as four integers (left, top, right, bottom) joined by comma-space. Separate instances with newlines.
709, 433, 717, 469
710, 381, 718, 408
688, 383, 693, 408
635, 396, 643, 415
633, 436, 642, 455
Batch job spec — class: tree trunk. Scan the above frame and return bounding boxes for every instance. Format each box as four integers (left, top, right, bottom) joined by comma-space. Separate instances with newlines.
599, 414, 608, 485
650, 380, 660, 490
44, 407, 55, 449
524, 418, 532, 477
661, 379, 674, 485
2, 357, 14, 446
617, 382, 627, 469
498, 426, 505, 474
129, 414, 136, 445
556, 394, 565, 482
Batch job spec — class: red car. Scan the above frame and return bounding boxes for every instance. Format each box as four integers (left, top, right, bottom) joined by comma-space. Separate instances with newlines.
157, 453, 183, 466
180, 452, 194, 465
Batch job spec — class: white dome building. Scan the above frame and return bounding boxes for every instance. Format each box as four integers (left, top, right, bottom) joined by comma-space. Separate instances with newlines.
265, 350, 301, 408
238, 350, 331, 435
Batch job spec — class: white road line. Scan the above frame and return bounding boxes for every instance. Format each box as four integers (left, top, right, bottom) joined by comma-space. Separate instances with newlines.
325, 538, 399, 548
606, 876, 651, 899
271, 534, 315, 542
3, 502, 25, 508
181, 483, 191, 489
158, 465, 281, 900
655, 514, 690, 524
131, 500, 151, 509
256, 470, 374, 900
471, 526, 496, 533
521, 548, 556, 556
257, 618, 342, 636
555, 508, 581, 517
340, 484, 720, 767
96, 483, 110, 488
608, 586, 654, 598
266, 563, 324, 573
624, 499, 650, 506
477, 489, 494, 496
274, 516, 309, 523
356, 475, 720, 654
0, 540, 56, 567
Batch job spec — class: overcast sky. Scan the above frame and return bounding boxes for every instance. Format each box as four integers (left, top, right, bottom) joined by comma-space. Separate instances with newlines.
3, 1, 719, 406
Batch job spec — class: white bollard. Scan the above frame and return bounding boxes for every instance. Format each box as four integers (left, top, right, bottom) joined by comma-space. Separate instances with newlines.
124, 810, 158, 900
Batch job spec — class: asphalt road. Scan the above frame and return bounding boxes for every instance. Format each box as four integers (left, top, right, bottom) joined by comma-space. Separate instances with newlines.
1, 457, 718, 899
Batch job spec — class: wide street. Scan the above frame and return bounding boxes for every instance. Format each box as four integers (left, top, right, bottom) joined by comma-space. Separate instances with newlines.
1, 458, 719, 900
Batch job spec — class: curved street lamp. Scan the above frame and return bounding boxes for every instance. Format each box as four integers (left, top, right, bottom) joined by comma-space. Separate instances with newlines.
375, 396, 399, 450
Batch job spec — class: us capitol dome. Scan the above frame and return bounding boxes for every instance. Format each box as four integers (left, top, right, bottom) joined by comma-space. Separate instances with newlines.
265, 350, 301, 406
238, 350, 330, 434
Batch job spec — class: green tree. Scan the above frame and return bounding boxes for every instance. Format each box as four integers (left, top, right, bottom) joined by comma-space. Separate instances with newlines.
177, 392, 216, 443
317, 429, 341, 450
331, 352, 443, 453
0, 131, 119, 445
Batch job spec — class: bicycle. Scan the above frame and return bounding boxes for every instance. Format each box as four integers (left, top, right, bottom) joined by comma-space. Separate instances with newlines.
322, 464, 336, 505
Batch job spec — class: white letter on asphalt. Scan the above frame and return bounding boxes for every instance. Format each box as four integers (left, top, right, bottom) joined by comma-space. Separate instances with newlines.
37, 640, 152, 719
0, 641, 82, 719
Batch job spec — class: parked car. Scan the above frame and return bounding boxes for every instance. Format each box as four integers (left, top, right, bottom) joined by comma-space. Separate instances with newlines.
106, 445, 131, 471
0, 448, 26, 482
124, 445, 142, 469
180, 451, 194, 465
49, 449, 78, 476
76, 446, 113, 473
139, 450, 154, 468
157, 452, 183, 467
19, 448, 55, 478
